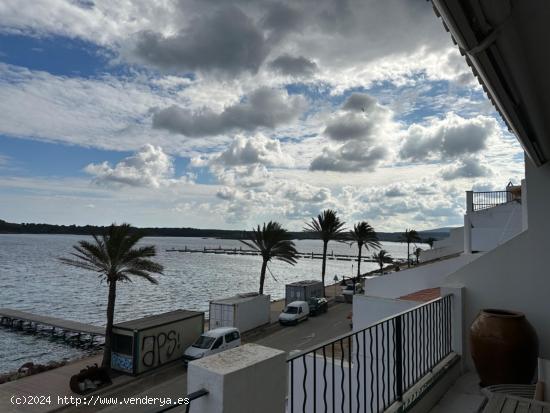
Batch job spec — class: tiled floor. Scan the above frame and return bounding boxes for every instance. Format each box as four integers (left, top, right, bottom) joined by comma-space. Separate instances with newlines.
430, 371, 486, 413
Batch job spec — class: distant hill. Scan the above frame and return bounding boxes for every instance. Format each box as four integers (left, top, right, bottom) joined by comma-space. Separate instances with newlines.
0, 219, 449, 243
418, 227, 454, 234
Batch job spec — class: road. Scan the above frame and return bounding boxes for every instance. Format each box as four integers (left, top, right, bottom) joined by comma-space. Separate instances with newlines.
254, 301, 352, 353
67, 302, 352, 412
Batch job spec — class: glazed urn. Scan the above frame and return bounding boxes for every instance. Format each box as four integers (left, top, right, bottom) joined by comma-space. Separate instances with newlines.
470, 308, 538, 386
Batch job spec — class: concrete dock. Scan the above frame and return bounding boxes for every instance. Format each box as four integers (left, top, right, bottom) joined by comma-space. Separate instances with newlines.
0, 308, 104, 337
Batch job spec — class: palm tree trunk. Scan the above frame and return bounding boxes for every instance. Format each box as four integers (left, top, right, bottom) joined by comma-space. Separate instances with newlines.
102, 279, 117, 370
259, 259, 268, 295
407, 241, 411, 268
321, 240, 328, 289
356, 244, 362, 280
380, 261, 383, 275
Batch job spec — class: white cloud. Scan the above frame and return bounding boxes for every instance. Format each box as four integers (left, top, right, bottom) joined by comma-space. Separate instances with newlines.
152, 87, 307, 137
84, 144, 193, 188
210, 134, 294, 168
440, 156, 493, 181
309, 93, 397, 172
400, 113, 499, 161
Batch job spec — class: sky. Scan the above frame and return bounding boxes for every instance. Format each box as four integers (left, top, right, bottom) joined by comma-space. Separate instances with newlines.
0, 0, 525, 232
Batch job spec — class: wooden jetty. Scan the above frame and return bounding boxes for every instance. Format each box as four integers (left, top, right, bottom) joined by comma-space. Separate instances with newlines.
0, 308, 104, 347
166, 246, 378, 262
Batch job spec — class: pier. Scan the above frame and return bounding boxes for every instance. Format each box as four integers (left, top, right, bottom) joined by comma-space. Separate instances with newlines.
166, 246, 379, 262
0, 308, 104, 347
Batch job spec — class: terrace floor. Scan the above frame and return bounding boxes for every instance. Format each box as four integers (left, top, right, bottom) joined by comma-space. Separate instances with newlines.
429, 370, 486, 413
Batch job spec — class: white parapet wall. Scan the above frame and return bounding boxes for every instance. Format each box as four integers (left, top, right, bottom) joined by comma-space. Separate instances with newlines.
187, 343, 286, 413
420, 227, 464, 263
364, 254, 480, 299
352, 295, 419, 332
469, 201, 523, 251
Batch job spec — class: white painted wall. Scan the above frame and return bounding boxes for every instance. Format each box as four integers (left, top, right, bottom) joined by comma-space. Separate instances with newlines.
469, 201, 523, 251
420, 227, 464, 262
364, 254, 480, 299
188, 344, 286, 413
445, 157, 550, 368
352, 295, 418, 332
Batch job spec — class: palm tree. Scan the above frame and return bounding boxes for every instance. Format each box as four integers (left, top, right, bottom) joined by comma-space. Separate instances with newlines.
373, 249, 392, 275
240, 221, 298, 295
425, 237, 436, 249
349, 221, 381, 281
304, 209, 347, 287
400, 228, 421, 268
59, 223, 163, 370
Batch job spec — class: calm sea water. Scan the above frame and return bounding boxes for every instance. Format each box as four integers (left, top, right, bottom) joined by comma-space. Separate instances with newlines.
0, 234, 419, 373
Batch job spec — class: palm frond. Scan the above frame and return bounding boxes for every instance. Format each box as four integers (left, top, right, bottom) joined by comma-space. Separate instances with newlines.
304, 209, 347, 242
350, 221, 381, 251
60, 223, 162, 285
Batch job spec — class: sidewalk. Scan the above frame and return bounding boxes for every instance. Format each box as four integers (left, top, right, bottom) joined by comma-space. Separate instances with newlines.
0, 355, 123, 413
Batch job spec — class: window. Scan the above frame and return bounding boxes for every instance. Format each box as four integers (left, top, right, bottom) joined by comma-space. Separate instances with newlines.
192, 335, 215, 349
225, 331, 240, 343
211, 337, 223, 349
284, 306, 299, 314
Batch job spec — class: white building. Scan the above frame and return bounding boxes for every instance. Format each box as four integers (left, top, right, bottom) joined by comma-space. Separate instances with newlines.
421, 182, 525, 262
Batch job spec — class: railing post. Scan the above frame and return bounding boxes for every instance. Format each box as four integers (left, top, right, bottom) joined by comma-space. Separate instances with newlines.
395, 314, 403, 402
466, 191, 474, 213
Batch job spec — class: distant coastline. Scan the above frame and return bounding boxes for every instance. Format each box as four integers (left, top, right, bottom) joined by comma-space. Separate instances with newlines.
0, 219, 450, 242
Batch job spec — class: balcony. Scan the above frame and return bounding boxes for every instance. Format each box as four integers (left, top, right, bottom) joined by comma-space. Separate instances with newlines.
286, 294, 458, 412
470, 190, 521, 212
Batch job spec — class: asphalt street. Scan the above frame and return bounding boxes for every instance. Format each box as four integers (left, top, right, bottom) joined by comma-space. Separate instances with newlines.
66, 302, 352, 412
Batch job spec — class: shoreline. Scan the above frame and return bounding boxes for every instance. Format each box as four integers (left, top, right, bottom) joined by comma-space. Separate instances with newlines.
0, 283, 343, 384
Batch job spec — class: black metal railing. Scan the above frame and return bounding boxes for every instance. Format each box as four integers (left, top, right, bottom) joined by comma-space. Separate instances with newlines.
287, 295, 453, 413
155, 389, 209, 413
472, 190, 519, 212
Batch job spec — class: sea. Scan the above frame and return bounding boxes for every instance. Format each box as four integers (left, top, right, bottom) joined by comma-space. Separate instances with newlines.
0, 234, 422, 374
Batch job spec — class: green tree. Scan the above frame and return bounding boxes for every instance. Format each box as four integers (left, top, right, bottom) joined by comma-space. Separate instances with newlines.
59, 223, 163, 370
304, 209, 347, 287
349, 221, 381, 281
373, 249, 392, 275
240, 221, 299, 295
400, 228, 421, 268
425, 237, 436, 249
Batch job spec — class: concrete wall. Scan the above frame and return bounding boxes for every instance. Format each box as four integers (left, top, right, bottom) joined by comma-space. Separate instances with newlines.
188, 344, 286, 413
353, 295, 419, 331
469, 201, 523, 251
420, 227, 464, 263
364, 254, 480, 299
445, 157, 550, 368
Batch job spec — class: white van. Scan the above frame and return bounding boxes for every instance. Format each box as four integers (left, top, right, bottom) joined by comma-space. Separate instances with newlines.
183, 327, 241, 364
279, 301, 309, 325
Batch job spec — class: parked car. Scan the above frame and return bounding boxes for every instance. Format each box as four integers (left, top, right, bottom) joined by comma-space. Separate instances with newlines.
183, 327, 241, 365
308, 297, 328, 316
342, 283, 363, 302
279, 301, 309, 325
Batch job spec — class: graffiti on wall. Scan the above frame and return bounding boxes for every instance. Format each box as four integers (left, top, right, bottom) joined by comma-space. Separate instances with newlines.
141, 330, 181, 368
112, 352, 133, 373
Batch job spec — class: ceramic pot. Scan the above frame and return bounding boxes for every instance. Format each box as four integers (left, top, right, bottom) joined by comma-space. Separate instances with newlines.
470, 309, 538, 386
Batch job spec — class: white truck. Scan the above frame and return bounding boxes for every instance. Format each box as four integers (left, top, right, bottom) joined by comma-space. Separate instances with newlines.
278, 301, 309, 325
